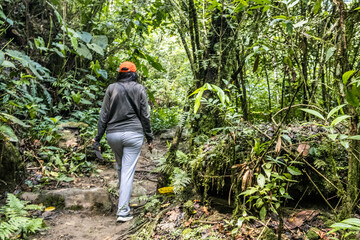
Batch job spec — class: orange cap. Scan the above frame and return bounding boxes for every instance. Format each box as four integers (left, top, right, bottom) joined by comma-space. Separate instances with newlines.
119, 61, 137, 73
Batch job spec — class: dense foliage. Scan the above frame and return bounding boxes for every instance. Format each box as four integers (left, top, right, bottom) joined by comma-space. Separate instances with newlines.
1, 0, 360, 239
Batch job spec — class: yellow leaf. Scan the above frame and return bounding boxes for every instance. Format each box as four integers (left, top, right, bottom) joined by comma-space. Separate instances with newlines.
45, 206, 56, 212
161, 203, 171, 208
49, 171, 58, 177
158, 186, 174, 194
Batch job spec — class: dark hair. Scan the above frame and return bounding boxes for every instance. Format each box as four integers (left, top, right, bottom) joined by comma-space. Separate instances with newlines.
116, 72, 138, 82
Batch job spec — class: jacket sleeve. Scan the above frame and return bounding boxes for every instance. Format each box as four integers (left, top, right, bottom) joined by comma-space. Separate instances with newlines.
94, 86, 111, 142
139, 86, 153, 144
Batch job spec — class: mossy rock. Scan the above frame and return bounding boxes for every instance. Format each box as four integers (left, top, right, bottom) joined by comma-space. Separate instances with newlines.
37, 193, 66, 210
306, 228, 320, 240
0, 140, 25, 194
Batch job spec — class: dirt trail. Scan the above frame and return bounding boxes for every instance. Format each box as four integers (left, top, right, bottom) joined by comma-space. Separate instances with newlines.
32, 138, 167, 240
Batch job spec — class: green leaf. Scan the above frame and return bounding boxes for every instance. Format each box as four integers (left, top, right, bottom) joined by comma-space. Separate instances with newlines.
347, 135, 360, 140
71, 36, 78, 50
331, 115, 351, 126
255, 198, 264, 208
259, 206, 267, 221
330, 222, 359, 230
313, 0, 322, 14
281, 134, 292, 144
56, 174, 74, 182
300, 108, 325, 120
71, 92, 81, 104
342, 218, 360, 227
194, 88, 205, 114
327, 134, 338, 141
87, 43, 104, 56
343, 70, 356, 85
327, 104, 346, 119
80, 99, 92, 105
91, 35, 108, 49
287, 166, 302, 176
78, 31, 92, 43
76, 43, 92, 60
345, 88, 359, 107
0, 113, 29, 127
257, 174, 266, 188
355, 6, 360, 10
0, 51, 4, 65
1, 60, 16, 68
0, 9, 13, 25
280, 187, 285, 195
325, 47, 336, 62
97, 69, 107, 80
0, 124, 18, 142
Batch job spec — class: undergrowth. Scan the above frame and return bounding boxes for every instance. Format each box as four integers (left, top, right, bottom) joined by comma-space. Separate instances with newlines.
0, 194, 46, 240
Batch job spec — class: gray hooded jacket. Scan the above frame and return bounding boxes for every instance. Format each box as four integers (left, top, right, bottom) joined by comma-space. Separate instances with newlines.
95, 75, 153, 144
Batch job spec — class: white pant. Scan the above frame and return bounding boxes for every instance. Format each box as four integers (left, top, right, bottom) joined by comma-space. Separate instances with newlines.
107, 131, 144, 216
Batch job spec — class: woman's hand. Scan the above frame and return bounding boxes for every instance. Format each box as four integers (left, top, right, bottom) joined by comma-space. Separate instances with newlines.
148, 142, 153, 153
91, 139, 96, 145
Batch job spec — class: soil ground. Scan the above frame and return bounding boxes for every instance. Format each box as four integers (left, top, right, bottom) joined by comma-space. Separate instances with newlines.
31, 138, 167, 240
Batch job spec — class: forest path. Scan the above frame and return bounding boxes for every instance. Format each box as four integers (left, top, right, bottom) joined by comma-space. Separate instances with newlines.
32, 137, 168, 240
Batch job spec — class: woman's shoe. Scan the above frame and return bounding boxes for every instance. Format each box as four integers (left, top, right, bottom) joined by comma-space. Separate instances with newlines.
117, 214, 133, 222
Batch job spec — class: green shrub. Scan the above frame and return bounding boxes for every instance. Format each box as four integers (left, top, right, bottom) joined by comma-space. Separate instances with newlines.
0, 194, 47, 240
150, 107, 181, 134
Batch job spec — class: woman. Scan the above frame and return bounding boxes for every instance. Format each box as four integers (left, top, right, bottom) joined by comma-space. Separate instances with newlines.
92, 61, 153, 222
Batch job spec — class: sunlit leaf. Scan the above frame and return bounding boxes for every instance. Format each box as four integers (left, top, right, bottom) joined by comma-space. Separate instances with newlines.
257, 174, 266, 188
347, 135, 360, 140
76, 43, 92, 60
87, 43, 104, 56
325, 47, 336, 62
327, 134, 338, 141
327, 104, 346, 119
343, 70, 356, 85
331, 115, 350, 126
300, 108, 325, 120
91, 35, 108, 49
0, 124, 18, 142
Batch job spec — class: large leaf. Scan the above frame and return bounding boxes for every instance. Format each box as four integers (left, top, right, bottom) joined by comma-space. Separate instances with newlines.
327, 104, 346, 119
86, 43, 104, 56
342, 218, 360, 227
0, 124, 18, 142
91, 35, 108, 49
194, 87, 206, 114
76, 43, 92, 60
345, 88, 359, 107
331, 115, 350, 126
0, 113, 29, 127
6, 50, 50, 80
259, 206, 267, 221
325, 47, 336, 62
78, 31, 92, 43
97, 69, 107, 80
300, 108, 325, 120
343, 70, 356, 85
